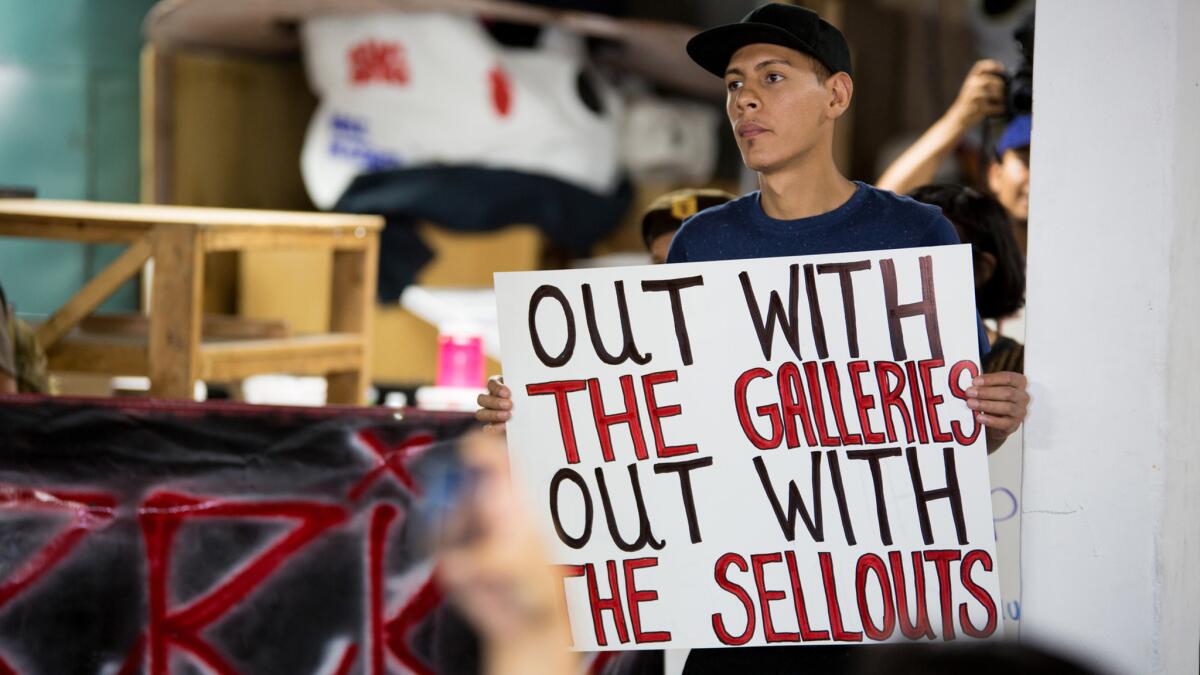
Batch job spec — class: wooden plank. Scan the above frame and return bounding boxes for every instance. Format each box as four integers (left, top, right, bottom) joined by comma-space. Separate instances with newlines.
47, 337, 148, 376
0, 221, 147, 243
198, 334, 364, 381
81, 313, 290, 340
202, 227, 373, 252
148, 223, 204, 399
36, 238, 153, 350
0, 199, 382, 230
326, 232, 379, 404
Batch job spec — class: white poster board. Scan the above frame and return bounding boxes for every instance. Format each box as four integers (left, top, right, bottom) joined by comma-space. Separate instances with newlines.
495, 245, 1001, 651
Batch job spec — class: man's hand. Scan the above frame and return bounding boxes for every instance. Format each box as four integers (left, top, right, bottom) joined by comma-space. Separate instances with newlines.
947, 59, 1007, 130
966, 371, 1029, 453
476, 376, 513, 432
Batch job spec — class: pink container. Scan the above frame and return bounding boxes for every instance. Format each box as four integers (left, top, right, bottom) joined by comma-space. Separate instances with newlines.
436, 326, 485, 388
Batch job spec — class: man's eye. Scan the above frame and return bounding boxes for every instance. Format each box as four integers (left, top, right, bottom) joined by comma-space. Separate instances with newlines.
765, 73, 784, 83
726, 80, 743, 92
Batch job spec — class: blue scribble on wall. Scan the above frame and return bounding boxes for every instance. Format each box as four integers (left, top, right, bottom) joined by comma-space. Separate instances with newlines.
1006, 600, 1021, 621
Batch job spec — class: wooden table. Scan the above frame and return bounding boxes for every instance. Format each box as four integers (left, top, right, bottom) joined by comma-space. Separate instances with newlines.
0, 200, 382, 404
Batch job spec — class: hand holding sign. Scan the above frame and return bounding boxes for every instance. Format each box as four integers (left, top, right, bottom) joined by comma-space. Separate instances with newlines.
495, 246, 1004, 651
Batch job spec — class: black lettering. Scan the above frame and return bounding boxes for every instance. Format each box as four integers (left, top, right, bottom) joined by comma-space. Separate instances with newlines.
845, 447, 903, 545
653, 457, 714, 543
906, 446, 968, 545
641, 276, 705, 366
752, 453, 824, 543
817, 260, 872, 358
529, 285, 576, 367
582, 281, 652, 365
739, 265, 802, 361
880, 256, 943, 360
596, 464, 666, 552
550, 468, 593, 548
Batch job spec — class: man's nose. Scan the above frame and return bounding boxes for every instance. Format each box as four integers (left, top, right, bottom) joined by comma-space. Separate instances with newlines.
734, 87, 760, 112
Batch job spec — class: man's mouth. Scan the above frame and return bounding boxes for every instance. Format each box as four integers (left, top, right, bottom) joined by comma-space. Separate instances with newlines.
737, 123, 768, 139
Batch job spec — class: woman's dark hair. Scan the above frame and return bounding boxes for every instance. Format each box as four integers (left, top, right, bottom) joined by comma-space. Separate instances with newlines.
909, 184, 1026, 319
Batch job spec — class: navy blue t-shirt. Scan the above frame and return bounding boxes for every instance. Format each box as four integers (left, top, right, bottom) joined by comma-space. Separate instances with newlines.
667, 181, 989, 357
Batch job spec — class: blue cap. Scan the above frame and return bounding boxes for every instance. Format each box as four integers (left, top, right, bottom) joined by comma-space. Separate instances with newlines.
995, 114, 1031, 158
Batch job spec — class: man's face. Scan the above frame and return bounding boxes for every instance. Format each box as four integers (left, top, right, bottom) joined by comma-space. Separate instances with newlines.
988, 147, 1030, 222
649, 231, 676, 265
724, 43, 834, 174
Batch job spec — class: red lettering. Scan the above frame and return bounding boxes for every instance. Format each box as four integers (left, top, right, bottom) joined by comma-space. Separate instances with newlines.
888, 551, 935, 639
734, 368, 782, 449
818, 552, 862, 642
586, 561, 629, 646
489, 65, 512, 117
751, 553, 799, 643
875, 361, 914, 443
948, 360, 983, 445
823, 362, 863, 445
347, 429, 435, 501
623, 558, 671, 643
778, 362, 818, 448
711, 553, 756, 645
527, 379, 588, 464
959, 550, 998, 637
904, 361, 930, 444
588, 376, 649, 463
848, 360, 885, 444
923, 549, 962, 641
641, 371, 697, 459
804, 362, 841, 447
137, 492, 347, 675
784, 550, 830, 641
919, 359, 953, 442
854, 553, 896, 640
350, 40, 410, 85
0, 487, 117, 675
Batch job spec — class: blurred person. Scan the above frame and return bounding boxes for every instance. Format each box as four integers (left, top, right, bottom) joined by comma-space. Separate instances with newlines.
641, 188, 736, 264
909, 184, 1025, 373
986, 114, 1031, 254
436, 431, 578, 675
875, 60, 1031, 256
876, 59, 1008, 196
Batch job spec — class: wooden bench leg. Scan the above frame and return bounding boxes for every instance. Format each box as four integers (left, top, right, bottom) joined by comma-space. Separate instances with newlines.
149, 223, 203, 400
328, 244, 378, 405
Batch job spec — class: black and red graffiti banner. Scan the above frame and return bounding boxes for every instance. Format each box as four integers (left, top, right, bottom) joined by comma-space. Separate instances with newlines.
0, 396, 477, 675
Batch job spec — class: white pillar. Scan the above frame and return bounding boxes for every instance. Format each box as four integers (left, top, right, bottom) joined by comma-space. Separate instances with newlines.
1021, 1, 1200, 673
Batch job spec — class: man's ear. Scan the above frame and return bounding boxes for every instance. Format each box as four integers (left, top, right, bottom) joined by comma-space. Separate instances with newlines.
827, 72, 853, 120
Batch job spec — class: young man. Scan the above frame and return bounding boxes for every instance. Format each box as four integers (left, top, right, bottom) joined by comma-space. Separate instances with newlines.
480, 3, 1028, 454
987, 114, 1031, 253
477, 5, 1029, 671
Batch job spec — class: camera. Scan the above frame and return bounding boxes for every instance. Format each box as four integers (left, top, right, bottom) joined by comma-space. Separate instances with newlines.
1004, 12, 1035, 116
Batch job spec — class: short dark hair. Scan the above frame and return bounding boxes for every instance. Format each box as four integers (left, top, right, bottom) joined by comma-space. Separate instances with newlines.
909, 184, 1025, 319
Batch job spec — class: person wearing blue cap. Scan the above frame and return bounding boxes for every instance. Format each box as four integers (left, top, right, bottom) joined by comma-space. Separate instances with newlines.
876, 58, 1031, 254
988, 114, 1031, 253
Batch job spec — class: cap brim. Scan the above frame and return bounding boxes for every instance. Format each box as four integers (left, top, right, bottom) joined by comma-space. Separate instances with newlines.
687, 22, 821, 78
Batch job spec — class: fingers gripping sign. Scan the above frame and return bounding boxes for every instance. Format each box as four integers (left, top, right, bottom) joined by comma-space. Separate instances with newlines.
965, 371, 1030, 452
476, 375, 513, 432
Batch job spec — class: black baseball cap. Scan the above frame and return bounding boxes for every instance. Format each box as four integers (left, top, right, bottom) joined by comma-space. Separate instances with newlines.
687, 3, 852, 79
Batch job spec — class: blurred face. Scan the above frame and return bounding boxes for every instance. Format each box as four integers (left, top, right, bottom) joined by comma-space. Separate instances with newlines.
649, 231, 675, 264
724, 44, 839, 174
988, 148, 1030, 221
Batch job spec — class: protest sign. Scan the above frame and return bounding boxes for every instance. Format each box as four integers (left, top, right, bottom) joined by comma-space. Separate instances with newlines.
495, 245, 1001, 651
